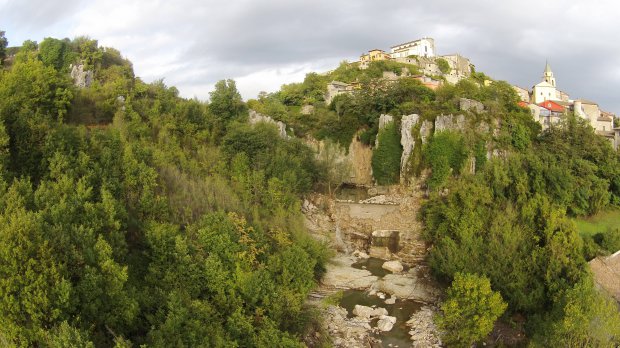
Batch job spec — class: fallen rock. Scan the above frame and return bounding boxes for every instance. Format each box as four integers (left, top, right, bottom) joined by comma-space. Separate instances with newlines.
382, 260, 404, 273
323, 305, 379, 348
371, 307, 388, 317
385, 295, 397, 305
352, 305, 374, 319
322, 255, 379, 290
377, 273, 438, 302
376, 315, 397, 332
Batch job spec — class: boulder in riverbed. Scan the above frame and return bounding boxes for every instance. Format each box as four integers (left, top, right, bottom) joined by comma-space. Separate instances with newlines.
382, 260, 404, 273
376, 315, 397, 331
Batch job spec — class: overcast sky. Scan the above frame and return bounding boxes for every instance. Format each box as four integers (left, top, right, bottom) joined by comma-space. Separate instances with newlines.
2, 0, 620, 113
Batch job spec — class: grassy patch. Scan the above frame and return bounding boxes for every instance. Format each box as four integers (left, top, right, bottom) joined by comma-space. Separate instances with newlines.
573, 209, 620, 237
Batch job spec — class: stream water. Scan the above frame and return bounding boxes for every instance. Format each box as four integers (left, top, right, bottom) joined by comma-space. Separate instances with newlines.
335, 184, 371, 202
340, 257, 423, 347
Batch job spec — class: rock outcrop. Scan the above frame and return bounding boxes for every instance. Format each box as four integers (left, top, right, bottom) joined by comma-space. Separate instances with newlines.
459, 97, 485, 113
376, 267, 439, 303
321, 255, 378, 290
400, 114, 419, 182
248, 110, 289, 138
70, 64, 93, 88
378, 114, 394, 130
435, 114, 466, 133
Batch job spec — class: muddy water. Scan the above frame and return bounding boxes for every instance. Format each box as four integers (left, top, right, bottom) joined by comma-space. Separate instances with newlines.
341, 257, 422, 347
335, 184, 371, 202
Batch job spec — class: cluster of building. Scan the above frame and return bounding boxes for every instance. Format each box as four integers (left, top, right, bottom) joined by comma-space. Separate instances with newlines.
324, 38, 619, 150
513, 62, 619, 149
358, 37, 472, 85
324, 38, 473, 104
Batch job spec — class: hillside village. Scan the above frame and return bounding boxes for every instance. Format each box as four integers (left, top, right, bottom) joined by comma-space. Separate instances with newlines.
325, 37, 620, 150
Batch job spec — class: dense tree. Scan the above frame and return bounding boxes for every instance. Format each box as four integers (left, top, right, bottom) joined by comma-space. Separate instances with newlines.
0, 31, 7, 66
0, 36, 327, 347
38, 37, 74, 71
209, 79, 247, 137
437, 273, 507, 347
371, 122, 402, 185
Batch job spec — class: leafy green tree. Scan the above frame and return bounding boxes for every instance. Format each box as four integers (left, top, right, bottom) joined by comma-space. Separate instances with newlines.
437, 273, 507, 348
535, 277, 620, 347
0, 53, 72, 179
371, 122, 402, 185
0, 31, 7, 66
209, 79, 247, 137
38, 37, 73, 71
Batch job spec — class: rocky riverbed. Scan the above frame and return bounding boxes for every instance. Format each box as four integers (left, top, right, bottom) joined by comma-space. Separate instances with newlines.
315, 253, 442, 347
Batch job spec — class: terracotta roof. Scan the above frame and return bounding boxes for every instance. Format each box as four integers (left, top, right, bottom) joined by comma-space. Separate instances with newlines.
537, 100, 565, 113
589, 251, 620, 302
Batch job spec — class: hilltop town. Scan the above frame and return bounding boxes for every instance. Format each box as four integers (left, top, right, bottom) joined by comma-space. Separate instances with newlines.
325, 37, 620, 150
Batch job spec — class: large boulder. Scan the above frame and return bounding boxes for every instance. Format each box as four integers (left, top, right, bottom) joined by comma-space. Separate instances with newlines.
371, 307, 388, 317
376, 315, 397, 332
322, 255, 378, 290
377, 273, 439, 303
382, 260, 404, 273
352, 305, 374, 319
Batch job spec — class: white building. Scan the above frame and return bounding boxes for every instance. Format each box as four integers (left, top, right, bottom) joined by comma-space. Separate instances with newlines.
390, 38, 435, 59
532, 62, 560, 104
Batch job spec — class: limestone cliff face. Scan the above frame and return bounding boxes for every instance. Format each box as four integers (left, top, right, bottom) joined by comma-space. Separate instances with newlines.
400, 114, 419, 182
70, 64, 93, 88
347, 137, 373, 186
248, 109, 290, 139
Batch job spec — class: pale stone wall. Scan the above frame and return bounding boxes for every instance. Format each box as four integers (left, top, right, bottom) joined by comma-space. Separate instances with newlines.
512, 85, 530, 102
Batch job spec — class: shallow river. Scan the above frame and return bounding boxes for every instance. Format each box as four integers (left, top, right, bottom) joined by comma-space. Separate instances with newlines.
339, 257, 425, 347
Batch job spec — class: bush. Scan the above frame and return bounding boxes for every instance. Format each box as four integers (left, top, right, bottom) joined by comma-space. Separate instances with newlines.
436, 58, 451, 74
437, 273, 507, 348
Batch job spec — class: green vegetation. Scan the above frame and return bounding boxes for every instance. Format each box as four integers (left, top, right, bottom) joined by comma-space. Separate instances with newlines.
248, 60, 429, 150
0, 35, 329, 347
422, 112, 620, 344
435, 58, 451, 74
437, 273, 507, 347
0, 31, 7, 66
423, 131, 468, 189
574, 208, 620, 237
371, 122, 402, 185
